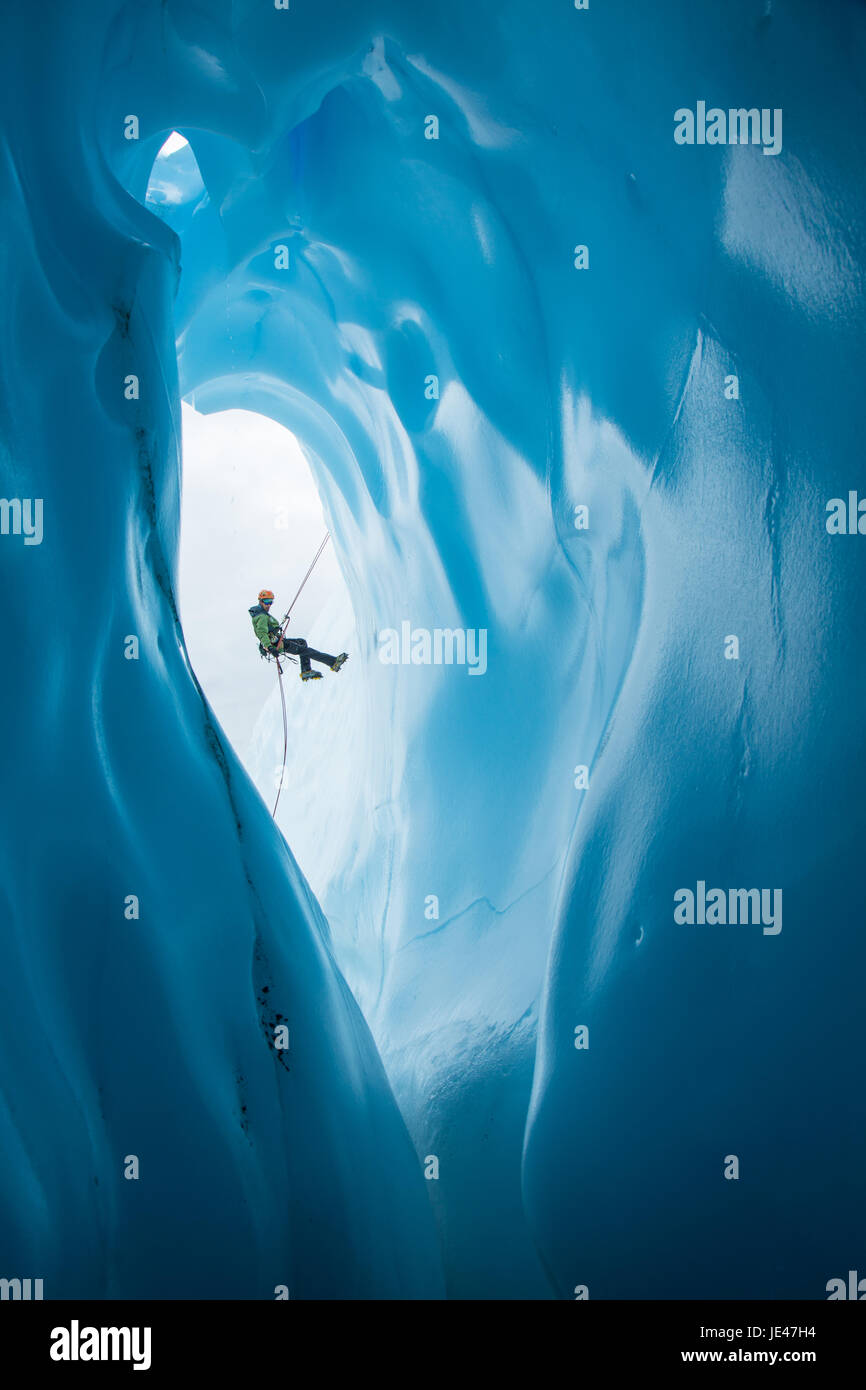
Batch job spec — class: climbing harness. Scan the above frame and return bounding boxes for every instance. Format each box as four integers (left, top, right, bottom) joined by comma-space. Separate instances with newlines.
269, 530, 330, 819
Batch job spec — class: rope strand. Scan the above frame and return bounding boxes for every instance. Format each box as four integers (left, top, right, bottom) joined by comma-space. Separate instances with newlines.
280, 531, 330, 635
271, 531, 330, 818
271, 657, 289, 818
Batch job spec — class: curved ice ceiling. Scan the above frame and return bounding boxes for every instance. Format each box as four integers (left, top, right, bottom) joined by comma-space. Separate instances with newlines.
1, 0, 864, 1298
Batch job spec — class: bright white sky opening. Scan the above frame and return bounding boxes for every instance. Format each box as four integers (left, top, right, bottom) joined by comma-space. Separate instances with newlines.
160, 131, 188, 155
178, 403, 352, 767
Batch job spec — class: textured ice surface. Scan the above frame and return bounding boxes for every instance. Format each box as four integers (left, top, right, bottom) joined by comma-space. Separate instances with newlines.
1, 0, 865, 1299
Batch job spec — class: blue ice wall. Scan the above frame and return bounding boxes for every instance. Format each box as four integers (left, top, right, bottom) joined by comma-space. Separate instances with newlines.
0, 0, 442, 1299
2, 0, 865, 1299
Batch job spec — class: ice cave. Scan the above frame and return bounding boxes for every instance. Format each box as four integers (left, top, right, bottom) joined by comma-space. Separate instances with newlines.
1, 0, 865, 1300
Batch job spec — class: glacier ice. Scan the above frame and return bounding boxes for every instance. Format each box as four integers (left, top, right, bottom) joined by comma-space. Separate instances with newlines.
1, 0, 865, 1300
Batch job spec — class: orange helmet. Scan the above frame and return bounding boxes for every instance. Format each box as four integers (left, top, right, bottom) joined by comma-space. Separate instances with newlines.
258, 589, 275, 604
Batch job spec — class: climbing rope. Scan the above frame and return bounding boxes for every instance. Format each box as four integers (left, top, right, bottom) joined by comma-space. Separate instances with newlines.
272, 656, 289, 818
279, 531, 330, 636
270, 530, 330, 818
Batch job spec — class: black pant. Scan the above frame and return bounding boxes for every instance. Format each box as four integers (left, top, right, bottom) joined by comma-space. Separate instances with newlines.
276, 636, 336, 673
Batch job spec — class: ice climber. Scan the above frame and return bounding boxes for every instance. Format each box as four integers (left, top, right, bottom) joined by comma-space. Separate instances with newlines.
249, 588, 349, 682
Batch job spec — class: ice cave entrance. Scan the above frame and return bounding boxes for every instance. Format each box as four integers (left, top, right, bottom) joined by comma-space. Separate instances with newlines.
145, 130, 204, 209
177, 401, 349, 756
148, 131, 357, 885
147, 138, 353, 788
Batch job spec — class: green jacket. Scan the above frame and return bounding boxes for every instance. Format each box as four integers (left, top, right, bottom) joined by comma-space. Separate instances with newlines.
250, 605, 282, 653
